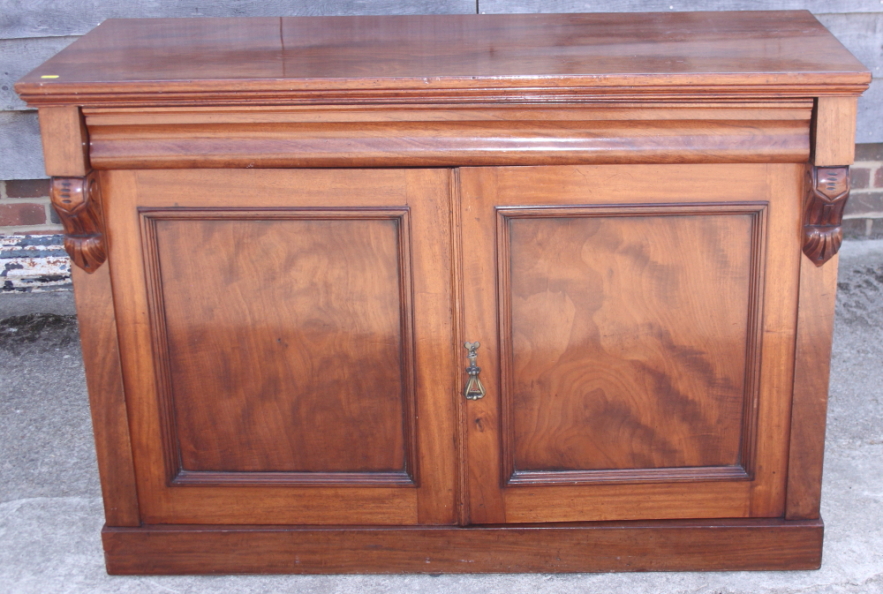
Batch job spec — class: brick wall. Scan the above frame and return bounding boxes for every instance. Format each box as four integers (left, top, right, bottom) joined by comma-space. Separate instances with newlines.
845, 143, 883, 239
0, 178, 69, 292
3, 143, 882, 290
0, 179, 61, 232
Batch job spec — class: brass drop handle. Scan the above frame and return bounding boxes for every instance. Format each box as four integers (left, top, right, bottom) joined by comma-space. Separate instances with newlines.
463, 341, 487, 400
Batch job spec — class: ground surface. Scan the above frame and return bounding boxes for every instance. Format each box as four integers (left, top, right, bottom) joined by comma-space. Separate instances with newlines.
1, 241, 882, 594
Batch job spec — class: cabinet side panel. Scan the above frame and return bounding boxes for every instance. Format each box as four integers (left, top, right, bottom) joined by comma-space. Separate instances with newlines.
72, 262, 140, 526
786, 254, 839, 520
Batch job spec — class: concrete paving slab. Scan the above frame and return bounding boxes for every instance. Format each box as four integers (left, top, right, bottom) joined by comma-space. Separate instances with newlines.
0, 290, 76, 318
2, 240, 882, 593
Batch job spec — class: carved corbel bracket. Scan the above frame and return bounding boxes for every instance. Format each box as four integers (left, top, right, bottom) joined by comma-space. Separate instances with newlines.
803, 165, 850, 267
50, 172, 106, 273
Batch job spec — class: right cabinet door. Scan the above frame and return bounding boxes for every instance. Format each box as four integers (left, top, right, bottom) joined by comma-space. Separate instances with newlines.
459, 164, 803, 524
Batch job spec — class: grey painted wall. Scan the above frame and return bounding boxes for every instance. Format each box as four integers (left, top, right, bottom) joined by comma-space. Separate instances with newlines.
1, 0, 879, 179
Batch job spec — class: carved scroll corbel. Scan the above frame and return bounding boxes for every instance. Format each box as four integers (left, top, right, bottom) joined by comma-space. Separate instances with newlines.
50, 172, 106, 272
803, 165, 850, 266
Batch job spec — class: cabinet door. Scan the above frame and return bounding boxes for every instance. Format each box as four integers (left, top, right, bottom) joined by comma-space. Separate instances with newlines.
103, 168, 456, 525
459, 164, 801, 524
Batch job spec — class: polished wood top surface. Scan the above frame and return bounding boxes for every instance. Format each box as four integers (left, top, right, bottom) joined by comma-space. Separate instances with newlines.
16, 11, 869, 106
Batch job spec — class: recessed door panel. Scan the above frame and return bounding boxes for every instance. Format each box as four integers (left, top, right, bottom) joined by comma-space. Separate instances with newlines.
145, 212, 415, 485
503, 208, 763, 485
459, 164, 801, 524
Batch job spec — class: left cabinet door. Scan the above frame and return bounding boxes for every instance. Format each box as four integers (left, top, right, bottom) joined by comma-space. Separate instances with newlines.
101, 168, 457, 526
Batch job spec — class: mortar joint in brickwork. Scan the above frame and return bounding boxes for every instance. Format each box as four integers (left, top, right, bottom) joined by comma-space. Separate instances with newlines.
0, 196, 52, 204
0, 225, 65, 235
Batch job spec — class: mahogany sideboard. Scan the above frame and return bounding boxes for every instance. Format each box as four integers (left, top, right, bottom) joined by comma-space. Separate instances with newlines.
16, 12, 870, 574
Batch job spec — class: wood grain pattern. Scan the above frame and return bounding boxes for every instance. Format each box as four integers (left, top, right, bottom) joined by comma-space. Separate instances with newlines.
813, 97, 858, 166
404, 169, 458, 526
803, 165, 850, 266
499, 204, 765, 484
102, 518, 824, 574
71, 261, 140, 526
104, 168, 456, 526
37, 105, 88, 176
15, 13, 869, 107
50, 173, 106, 272
85, 117, 810, 169
450, 168, 470, 526
460, 163, 800, 524
458, 166, 506, 525
745, 163, 804, 520
141, 209, 415, 483
786, 254, 839, 520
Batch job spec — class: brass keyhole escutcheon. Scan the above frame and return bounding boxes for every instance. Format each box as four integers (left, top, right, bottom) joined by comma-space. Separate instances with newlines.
463, 341, 487, 400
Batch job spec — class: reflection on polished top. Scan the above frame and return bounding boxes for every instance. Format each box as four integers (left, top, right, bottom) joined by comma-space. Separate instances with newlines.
15, 11, 870, 106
